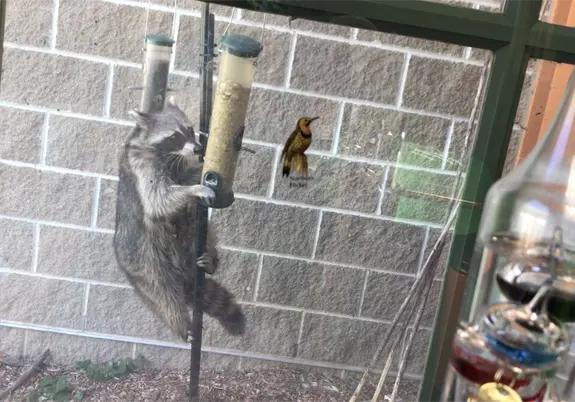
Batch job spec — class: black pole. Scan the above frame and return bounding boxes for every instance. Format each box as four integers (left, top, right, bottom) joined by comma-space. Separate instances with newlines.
189, 3, 214, 401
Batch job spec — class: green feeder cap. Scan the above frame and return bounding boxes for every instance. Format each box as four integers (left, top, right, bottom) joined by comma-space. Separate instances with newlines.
221, 34, 262, 58
145, 35, 175, 47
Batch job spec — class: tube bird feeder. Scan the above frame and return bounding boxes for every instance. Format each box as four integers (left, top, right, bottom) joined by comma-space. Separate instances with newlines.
201, 34, 263, 208
140, 35, 175, 114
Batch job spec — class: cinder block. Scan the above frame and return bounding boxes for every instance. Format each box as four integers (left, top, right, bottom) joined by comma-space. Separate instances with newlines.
213, 248, 259, 302
25, 331, 134, 366
402, 56, 483, 117
0, 219, 35, 271
210, 198, 319, 257
36, 226, 126, 284
272, 155, 384, 213
203, 305, 301, 357
290, 35, 404, 104
245, 87, 338, 151
258, 256, 364, 315
0, 48, 107, 115
0, 165, 94, 225
135, 345, 241, 370
315, 212, 426, 273
339, 104, 451, 165
57, 0, 173, 63
47, 116, 129, 176
97, 179, 117, 230
5, 0, 52, 47
0, 107, 44, 163
0, 273, 85, 329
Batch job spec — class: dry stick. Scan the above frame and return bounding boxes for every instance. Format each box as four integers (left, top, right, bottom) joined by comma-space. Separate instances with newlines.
371, 336, 398, 402
390, 240, 446, 402
370, 278, 427, 402
349, 206, 458, 402
0, 349, 50, 400
371, 242, 442, 402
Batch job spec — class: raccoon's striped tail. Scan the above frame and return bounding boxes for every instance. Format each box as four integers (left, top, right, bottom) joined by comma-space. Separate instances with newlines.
186, 278, 245, 336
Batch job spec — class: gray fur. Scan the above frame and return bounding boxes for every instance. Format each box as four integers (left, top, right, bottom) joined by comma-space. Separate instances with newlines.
113, 102, 246, 342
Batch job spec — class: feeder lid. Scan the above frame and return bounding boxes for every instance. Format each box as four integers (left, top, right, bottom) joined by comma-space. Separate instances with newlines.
221, 34, 263, 58
145, 35, 175, 47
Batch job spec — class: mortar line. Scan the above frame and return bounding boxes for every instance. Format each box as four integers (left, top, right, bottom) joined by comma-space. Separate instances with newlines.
4, 42, 142, 68
417, 227, 431, 276
243, 140, 466, 175
50, 0, 60, 49
0, 158, 119, 181
350, 28, 358, 40
267, 146, 282, 198
0, 215, 115, 233
91, 178, 102, 228
396, 53, 411, 108
284, 33, 297, 89
221, 245, 418, 278
463, 47, 472, 60
239, 301, 424, 327
357, 269, 369, 317
132, 344, 137, 359
331, 102, 345, 155
441, 120, 456, 170
40, 113, 51, 165
103, 64, 115, 117
375, 164, 390, 215
295, 311, 306, 356
310, 211, 323, 259
0, 268, 131, 289
82, 283, 91, 330
0, 71, 469, 124
31, 224, 41, 273
0, 319, 424, 379
234, 193, 445, 228
251, 82, 471, 121
0, 100, 135, 126
252, 254, 264, 302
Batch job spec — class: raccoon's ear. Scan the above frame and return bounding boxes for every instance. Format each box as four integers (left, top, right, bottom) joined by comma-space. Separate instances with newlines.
167, 95, 178, 108
129, 109, 151, 128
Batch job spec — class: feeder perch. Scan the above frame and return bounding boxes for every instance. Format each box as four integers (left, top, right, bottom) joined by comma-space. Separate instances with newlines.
201, 34, 263, 209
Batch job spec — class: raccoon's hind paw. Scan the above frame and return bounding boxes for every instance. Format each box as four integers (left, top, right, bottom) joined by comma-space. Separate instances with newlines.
221, 308, 246, 336
189, 184, 216, 206
186, 330, 194, 343
197, 252, 217, 275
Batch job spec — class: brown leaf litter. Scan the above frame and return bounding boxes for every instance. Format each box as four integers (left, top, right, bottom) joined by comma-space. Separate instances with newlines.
0, 357, 420, 402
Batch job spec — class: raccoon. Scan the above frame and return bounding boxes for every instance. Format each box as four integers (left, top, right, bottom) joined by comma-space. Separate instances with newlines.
113, 97, 246, 342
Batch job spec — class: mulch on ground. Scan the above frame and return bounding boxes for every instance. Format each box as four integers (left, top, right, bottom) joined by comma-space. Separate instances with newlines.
0, 357, 420, 402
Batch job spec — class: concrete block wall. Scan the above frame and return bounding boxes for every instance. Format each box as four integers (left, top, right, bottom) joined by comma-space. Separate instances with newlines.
0, 0, 535, 384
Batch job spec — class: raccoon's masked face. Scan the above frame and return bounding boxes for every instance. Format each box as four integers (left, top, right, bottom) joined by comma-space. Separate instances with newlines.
129, 97, 202, 165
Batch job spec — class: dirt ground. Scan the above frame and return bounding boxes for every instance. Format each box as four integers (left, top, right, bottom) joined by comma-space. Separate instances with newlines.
0, 357, 420, 402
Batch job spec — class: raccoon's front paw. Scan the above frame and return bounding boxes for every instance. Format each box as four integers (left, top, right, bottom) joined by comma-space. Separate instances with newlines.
197, 252, 217, 275
189, 184, 216, 206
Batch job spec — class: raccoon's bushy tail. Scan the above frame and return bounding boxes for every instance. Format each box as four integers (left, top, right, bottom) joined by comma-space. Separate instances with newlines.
186, 278, 245, 336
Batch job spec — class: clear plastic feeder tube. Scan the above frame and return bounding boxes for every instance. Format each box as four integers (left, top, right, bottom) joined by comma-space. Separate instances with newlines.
140, 35, 175, 114
202, 34, 262, 209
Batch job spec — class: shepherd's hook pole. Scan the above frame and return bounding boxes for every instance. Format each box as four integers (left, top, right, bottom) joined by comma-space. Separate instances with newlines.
0, 0, 7, 90
189, 3, 214, 401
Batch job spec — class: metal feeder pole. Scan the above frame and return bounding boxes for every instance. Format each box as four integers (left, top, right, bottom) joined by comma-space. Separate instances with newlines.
139, 35, 175, 114
189, 3, 214, 401
0, 0, 7, 90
